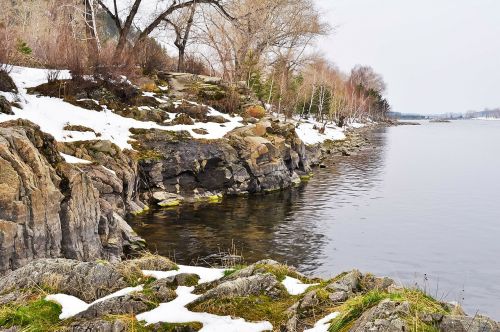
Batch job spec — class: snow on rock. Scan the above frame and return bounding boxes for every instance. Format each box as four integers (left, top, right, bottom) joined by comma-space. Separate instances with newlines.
143, 265, 226, 284
45, 294, 89, 319
101, 165, 117, 176
295, 121, 346, 145
304, 312, 341, 332
0, 66, 244, 150
136, 286, 273, 332
281, 276, 318, 296
46, 285, 143, 319
60, 153, 92, 164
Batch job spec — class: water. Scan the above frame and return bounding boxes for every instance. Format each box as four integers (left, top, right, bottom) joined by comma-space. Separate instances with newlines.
130, 120, 500, 318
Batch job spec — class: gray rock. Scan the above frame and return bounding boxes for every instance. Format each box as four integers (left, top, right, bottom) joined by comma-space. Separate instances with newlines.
193, 273, 285, 305
0, 259, 139, 302
350, 299, 410, 332
148, 278, 178, 303
329, 291, 348, 303
0, 121, 145, 274
68, 318, 127, 332
74, 294, 150, 319
440, 315, 500, 332
327, 270, 362, 293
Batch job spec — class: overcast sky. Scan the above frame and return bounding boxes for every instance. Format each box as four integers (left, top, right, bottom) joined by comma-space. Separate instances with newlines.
314, 0, 500, 115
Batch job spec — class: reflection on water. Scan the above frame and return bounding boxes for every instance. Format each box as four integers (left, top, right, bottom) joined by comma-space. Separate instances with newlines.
130, 121, 500, 319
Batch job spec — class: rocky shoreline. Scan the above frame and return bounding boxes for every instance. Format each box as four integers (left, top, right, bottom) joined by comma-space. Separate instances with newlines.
0, 106, 374, 274
2, 68, 498, 331
1, 256, 498, 332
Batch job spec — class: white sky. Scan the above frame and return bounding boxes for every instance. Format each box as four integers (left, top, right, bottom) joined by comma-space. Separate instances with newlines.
314, 0, 500, 115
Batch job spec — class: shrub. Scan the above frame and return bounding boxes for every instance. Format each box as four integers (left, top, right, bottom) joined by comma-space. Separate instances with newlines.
135, 38, 172, 75
245, 105, 266, 119
16, 40, 32, 55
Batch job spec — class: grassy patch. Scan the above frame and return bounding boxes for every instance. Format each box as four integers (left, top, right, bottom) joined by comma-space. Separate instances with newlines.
328, 289, 449, 332
0, 297, 63, 331
254, 264, 311, 283
190, 295, 296, 329
223, 264, 247, 277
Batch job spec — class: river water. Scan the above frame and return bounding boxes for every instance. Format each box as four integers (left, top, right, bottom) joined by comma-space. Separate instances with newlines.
130, 120, 500, 318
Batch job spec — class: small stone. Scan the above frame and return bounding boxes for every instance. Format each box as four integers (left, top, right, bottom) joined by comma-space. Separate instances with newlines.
0, 96, 13, 115
329, 291, 348, 303
193, 128, 209, 135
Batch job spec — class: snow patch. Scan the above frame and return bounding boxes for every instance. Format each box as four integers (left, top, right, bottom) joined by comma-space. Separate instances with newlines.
46, 285, 143, 319
304, 312, 341, 332
0, 66, 244, 150
281, 276, 318, 296
143, 265, 226, 284
295, 122, 346, 145
136, 286, 273, 332
60, 153, 92, 164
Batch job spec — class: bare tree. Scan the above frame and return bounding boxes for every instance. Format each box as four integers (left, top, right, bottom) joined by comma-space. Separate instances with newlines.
163, 2, 197, 72
97, 0, 233, 60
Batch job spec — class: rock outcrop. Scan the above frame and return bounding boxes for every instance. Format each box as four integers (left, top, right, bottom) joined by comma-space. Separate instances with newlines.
133, 118, 319, 203
0, 121, 144, 275
0, 257, 498, 332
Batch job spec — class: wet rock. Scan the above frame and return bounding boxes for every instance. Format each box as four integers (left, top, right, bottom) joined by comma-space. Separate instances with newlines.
152, 191, 183, 207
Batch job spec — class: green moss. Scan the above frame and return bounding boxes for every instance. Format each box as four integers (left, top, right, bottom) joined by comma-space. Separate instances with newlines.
300, 173, 314, 181
254, 263, 311, 283
222, 265, 247, 277
159, 199, 181, 207
132, 319, 203, 331
131, 205, 150, 216
190, 295, 296, 329
0, 298, 63, 331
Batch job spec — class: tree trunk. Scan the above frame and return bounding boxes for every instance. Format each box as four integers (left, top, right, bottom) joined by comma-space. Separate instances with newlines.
177, 48, 185, 72
84, 0, 100, 67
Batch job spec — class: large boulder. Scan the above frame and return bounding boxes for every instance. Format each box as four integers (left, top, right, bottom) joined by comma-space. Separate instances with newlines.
0, 259, 142, 302
0, 121, 144, 274
192, 273, 286, 306
74, 294, 150, 319
134, 118, 316, 201
439, 315, 500, 332
350, 299, 410, 332
0, 122, 65, 274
